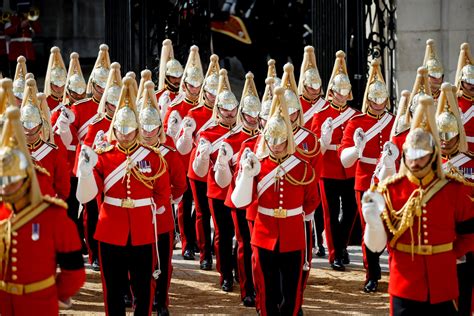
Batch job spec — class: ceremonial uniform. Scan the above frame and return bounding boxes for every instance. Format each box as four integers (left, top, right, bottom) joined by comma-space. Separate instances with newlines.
4, 14, 40, 62
46, 94, 62, 112
458, 94, 474, 152
300, 95, 327, 129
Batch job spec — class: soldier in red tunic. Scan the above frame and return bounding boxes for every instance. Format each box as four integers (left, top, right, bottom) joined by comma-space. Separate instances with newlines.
339, 59, 395, 292
436, 83, 474, 315
232, 87, 318, 316
156, 39, 184, 117
11, 56, 27, 106
362, 95, 474, 315
297, 46, 327, 129
193, 69, 240, 290
455, 43, 474, 152
76, 78, 171, 316
423, 39, 444, 103
176, 54, 219, 264
310, 50, 360, 271
0, 106, 85, 315
43, 46, 67, 112
139, 80, 187, 315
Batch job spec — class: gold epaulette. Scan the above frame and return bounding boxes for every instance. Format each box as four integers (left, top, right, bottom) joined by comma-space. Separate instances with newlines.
378, 173, 404, 190
95, 145, 114, 154
91, 113, 105, 125
141, 143, 162, 155
445, 172, 472, 186
34, 164, 51, 177
43, 195, 68, 209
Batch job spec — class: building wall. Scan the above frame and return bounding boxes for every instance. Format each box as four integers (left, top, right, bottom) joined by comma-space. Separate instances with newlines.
397, 0, 474, 92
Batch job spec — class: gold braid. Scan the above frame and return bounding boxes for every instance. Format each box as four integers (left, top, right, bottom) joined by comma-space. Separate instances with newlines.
0, 213, 13, 281
284, 162, 316, 186
130, 154, 167, 190
296, 134, 321, 158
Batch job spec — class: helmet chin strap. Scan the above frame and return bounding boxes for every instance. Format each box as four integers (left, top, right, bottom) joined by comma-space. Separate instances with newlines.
404, 150, 437, 179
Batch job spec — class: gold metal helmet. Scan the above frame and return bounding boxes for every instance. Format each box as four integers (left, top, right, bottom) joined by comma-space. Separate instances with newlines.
201, 54, 220, 98
362, 59, 390, 113
108, 77, 139, 139
87, 44, 111, 93
298, 46, 323, 95
256, 87, 295, 159
37, 92, 55, 144
158, 39, 183, 91
64, 52, 86, 97
260, 77, 275, 121
391, 90, 411, 137
0, 79, 16, 112
0, 107, 42, 204
280, 63, 303, 125
266, 59, 282, 88
326, 51, 353, 101
455, 43, 474, 95
181, 45, 204, 90
214, 69, 239, 112
423, 39, 444, 79
13, 56, 27, 99
20, 79, 42, 130
97, 62, 123, 115
44, 46, 67, 98
436, 83, 467, 151
408, 66, 431, 114
239, 72, 261, 119
138, 81, 166, 144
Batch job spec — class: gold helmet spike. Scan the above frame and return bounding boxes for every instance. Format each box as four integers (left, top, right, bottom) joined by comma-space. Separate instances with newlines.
44, 46, 67, 97
391, 90, 411, 137
401, 94, 443, 178
455, 43, 474, 95
139, 81, 166, 144
180, 45, 204, 92
87, 44, 111, 94
200, 54, 220, 100
281, 63, 303, 125
20, 79, 42, 130
37, 92, 54, 144
260, 77, 275, 121
362, 59, 390, 113
0, 107, 42, 205
158, 39, 184, 91
108, 77, 140, 140
326, 50, 353, 101
239, 72, 261, 121
423, 39, 444, 79
25, 73, 34, 80
63, 52, 87, 101
436, 83, 467, 152
256, 87, 295, 159
126, 71, 138, 101
137, 69, 152, 101
213, 69, 239, 119
0, 79, 16, 113
298, 46, 323, 95
267, 59, 281, 88
408, 66, 432, 114
97, 62, 123, 115
13, 56, 27, 100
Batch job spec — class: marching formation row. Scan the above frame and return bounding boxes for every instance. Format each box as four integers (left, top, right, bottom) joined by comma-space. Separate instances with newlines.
0, 37, 473, 316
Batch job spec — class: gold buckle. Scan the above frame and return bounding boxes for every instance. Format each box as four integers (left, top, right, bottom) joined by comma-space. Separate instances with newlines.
6, 283, 24, 295
121, 198, 135, 208
417, 245, 432, 255
273, 207, 287, 218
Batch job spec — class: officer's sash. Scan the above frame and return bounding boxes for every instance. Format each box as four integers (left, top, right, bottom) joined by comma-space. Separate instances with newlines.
78, 114, 98, 140
211, 125, 243, 153
257, 155, 301, 197
332, 108, 356, 129
303, 98, 326, 124
31, 143, 54, 162
104, 147, 151, 192
364, 113, 393, 143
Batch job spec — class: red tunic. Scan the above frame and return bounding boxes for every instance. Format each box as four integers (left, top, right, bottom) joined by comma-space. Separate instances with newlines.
4, 15, 41, 61
46, 95, 62, 113
311, 103, 359, 179
380, 175, 474, 303
458, 94, 474, 152
0, 199, 85, 315
338, 112, 394, 191
300, 95, 328, 129
93, 142, 171, 246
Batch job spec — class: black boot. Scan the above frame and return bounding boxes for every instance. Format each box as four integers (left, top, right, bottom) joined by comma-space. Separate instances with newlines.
363, 279, 378, 293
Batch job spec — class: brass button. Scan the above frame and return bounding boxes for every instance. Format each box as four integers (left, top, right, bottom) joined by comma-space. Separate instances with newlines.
424, 239, 429, 244
11, 248, 17, 254
424, 232, 428, 236
280, 181, 284, 186
422, 210, 427, 214
280, 188, 284, 192
279, 201, 283, 205
423, 224, 427, 228
11, 266, 17, 272
422, 217, 427, 222
11, 275, 18, 280
11, 257, 17, 262
12, 239, 17, 245
279, 194, 283, 198
12, 231, 18, 237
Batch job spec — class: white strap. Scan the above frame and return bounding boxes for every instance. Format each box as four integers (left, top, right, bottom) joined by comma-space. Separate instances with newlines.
11, 37, 32, 42
104, 196, 154, 207
0, 35, 5, 39
78, 114, 98, 140
159, 146, 170, 157
443, 153, 471, 170
303, 98, 326, 124
326, 144, 338, 151
103, 147, 151, 192
196, 118, 215, 136
257, 155, 301, 196
210, 125, 243, 153
360, 156, 378, 165
332, 108, 356, 129
462, 106, 474, 124
294, 128, 310, 146
364, 113, 393, 142
31, 143, 53, 162
51, 103, 63, 114
258, 206, 303, 217
67, 145, 76, 151
466, 136, 474, 143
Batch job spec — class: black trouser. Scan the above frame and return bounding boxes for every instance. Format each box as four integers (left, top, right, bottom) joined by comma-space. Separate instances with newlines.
84, 199, 99, 262
154, 232, 173, 309
192, 180, 212, 261
99, 241, 155, 316
66, 177, 84, 247
256, 246, 303, 316
178, 181, 196, 254
209, 198, 235, 283
391, 295, 458, 316
458, 252, 474, 316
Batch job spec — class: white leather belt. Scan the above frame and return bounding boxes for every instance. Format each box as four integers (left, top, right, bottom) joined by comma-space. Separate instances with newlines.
104, 196, 153, 208
67, 145, 76, 151
11, 37, 32, 42
360, 156, 378, 165
466, 136, 474, 143
258, 206, 303, 218
326, 144, 337, 151
0, 36, 5, 39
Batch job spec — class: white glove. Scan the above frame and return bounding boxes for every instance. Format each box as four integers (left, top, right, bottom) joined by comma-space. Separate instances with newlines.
182, 117, 197, 138
76, 145, 99, 204
320, 117, 334, 153
77, 145, 98, 177
216, 142, 233, 166
380, 141, 399, 168
197, 138, 212, 160
361, 190, 387, 252
231, 148, 260, 208
60, 106, 75, 124
93, 130, 109, 151
159, 93, 171, 117
193, 139, 212, 177
167, 110, 182, 138
214, 142, 234, 188
240, 148, 261, 178
353, 127, 366, 157
56, 114, 73, 147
